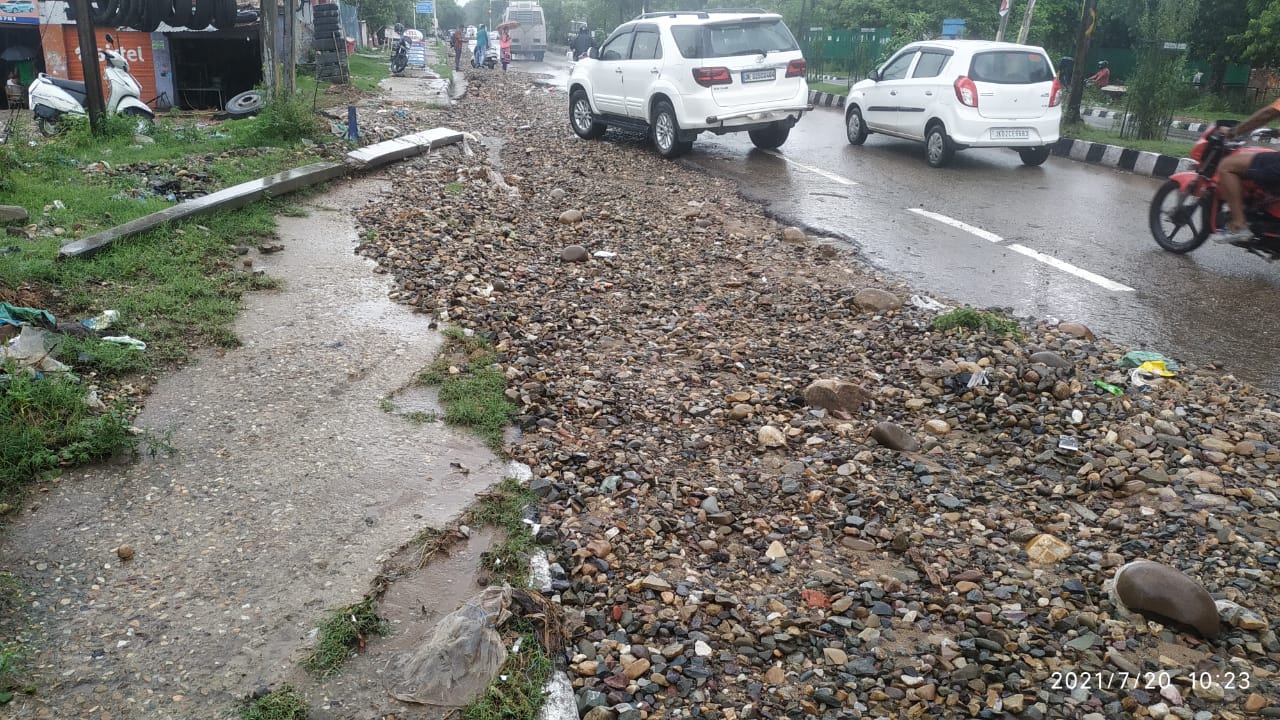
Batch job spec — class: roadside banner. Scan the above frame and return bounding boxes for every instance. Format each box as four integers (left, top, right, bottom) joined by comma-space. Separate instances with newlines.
0, 0, 38, 25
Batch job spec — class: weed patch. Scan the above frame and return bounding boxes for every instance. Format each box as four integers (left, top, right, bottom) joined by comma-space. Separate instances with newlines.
238, 685, 308, 720
471, 478, 536, 588
303, 596, 388, 678
419, 330, 515, 450
932, 307, 1022, 337
461, 619, 553, 720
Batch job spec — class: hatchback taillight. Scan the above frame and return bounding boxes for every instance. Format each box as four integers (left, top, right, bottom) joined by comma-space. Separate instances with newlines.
693, 67, 732, 87
785, 59, 806, 78
954, 76, 978, 108
1048, 77, 1063, 107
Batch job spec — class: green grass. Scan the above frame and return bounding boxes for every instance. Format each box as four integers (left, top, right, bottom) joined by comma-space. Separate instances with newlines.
809, 81, 848, 96
444, 181, 465, 194
472, 478, 537, 588
932, 307, 1022, 338
238, 685, 309, 720
418, 330, 515, 451
432, 40, 455, 81
303, 596, 388, 678
460, 619, 553, 720
1060, 123, 1192, 159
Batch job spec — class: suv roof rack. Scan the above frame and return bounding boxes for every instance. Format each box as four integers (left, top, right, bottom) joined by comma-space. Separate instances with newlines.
633, 8, 769, 20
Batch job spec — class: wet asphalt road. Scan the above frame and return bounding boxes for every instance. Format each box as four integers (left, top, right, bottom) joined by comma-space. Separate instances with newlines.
523, 55, 1280, 390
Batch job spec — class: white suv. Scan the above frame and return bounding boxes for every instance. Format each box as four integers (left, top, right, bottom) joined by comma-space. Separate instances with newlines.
567, 9, 811, 159
844, 40, 1062, 167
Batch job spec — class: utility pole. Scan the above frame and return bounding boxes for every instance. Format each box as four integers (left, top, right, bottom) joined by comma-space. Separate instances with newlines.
283, 0, 297, 95
996, 0, 1011, 42
262, 0, 278, 97
1016, 0, 1038, 44
69, 0, 106, 132
1065, 0, 1098, 123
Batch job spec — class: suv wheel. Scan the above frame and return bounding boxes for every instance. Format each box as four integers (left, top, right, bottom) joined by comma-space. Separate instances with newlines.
652, 100, 692, 159
1018, 146, 1051, 166
845, 106, 868, 145
570, 89, 606, 139
748, 123, 790, 150
926, 124, 955, 168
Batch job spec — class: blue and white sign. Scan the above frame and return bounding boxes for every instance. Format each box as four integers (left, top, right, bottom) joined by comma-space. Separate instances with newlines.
415, 1, 433, 13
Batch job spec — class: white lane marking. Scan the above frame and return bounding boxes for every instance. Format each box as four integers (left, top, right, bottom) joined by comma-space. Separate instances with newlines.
908, 207, 1133, 292
1007, 243, 1135, 292
762, 149, 857, 186
909, 208, 1005, 243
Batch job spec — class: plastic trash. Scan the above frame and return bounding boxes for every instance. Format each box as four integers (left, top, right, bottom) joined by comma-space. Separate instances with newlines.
1093, 380, 1123, 395
80, 309, 119, 331
911, 294, 947, 312
101, 335, 146, 350
0, 302, 57, 328
2, 326, 70, 372
966, 368, 989, 388
1136, 360, 1175, 377
387, 584, 512, 707
1058, 435, 1080, 451
1119, 351, 1180, 371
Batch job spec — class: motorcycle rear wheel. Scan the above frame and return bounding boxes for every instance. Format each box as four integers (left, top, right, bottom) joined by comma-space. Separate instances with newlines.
391, 52, 408, 73
37, 117, 64, 137
1149, 179, 1211, 253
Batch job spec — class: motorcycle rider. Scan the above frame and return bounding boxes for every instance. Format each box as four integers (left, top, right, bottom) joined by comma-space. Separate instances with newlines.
475, 24, 490, 68
1208, 98, 1280, 246
1086, 60, 1110, 88
572, 26, 594, 61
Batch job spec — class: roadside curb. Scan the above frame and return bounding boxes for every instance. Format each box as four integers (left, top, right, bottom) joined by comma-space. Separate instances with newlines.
806, 90, 1192, 179
1082, 106, 1214, 134
1050, 137, 1194, 179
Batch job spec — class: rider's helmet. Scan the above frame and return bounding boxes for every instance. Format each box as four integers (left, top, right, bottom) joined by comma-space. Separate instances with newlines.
394, 22, 405, 35
1098, 60, 1108, 67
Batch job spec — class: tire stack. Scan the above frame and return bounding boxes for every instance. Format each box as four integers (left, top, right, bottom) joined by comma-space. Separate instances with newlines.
312, 2, 349, 84
87, 0, 237, 32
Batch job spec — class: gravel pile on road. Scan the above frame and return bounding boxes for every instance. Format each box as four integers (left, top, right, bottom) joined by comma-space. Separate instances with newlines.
356, 71, 1280, 719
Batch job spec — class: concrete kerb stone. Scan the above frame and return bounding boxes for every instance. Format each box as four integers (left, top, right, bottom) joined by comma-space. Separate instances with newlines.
58, 128, 466, 259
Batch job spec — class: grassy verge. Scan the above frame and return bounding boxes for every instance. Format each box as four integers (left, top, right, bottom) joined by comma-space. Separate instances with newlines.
238, 685, 308, 720
472, 478, 536, 588
1061, 122, 1192, 159
809, 81, 848, 96
303, 596, 388, 677
932, 307, 1022, 338
462, 618, 554, 720
418, 329, 516, 451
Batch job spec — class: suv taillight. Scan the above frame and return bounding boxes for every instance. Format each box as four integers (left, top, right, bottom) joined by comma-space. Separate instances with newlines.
785, 59, 806, 78
1048, 77, 1063, 107
693, 67, 732, 87
954, 76, 978, 108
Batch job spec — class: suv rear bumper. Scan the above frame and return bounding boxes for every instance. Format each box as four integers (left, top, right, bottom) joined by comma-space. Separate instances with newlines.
705, 104, 813, 125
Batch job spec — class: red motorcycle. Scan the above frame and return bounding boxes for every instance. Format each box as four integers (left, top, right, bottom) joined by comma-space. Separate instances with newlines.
1149, 121, 1280, 256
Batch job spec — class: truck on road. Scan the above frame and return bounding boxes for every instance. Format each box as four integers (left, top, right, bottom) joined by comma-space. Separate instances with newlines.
502, 0, 546, 62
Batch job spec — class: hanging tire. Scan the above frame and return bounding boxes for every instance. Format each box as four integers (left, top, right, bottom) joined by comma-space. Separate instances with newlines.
748, 123, 790, 150
165, 0, 190, 24
89, 0, 114, 24
120, 0, 145, 30
313, 37, 342, 51
225, 89, 265, 118
651, 100, 691, 159
1148, 179, 1212, 253
138, 0, 168, 32
925, 123, 954, 167
313, 3, 340, 16
569, 88, 606, 139
211, 0, 235, 29
189, 0, 215, 30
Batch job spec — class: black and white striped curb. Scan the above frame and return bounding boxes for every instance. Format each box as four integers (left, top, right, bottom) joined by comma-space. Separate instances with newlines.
1050, 137, 1195, 178
808, 89, 846, 108
1082, 107, 1213, 134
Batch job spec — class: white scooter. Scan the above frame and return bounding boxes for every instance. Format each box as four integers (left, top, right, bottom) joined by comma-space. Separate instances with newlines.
28, 33, 155, 137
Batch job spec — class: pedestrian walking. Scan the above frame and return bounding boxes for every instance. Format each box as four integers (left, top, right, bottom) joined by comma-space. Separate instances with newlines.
475, 24, 490, 68
451, 27, 465, 71
499, 29, 512, 72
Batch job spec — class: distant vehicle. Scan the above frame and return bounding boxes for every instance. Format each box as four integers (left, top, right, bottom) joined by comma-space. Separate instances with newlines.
566, 20, 588, 45
845, 39, 1062, 167
502, 0, 546, 62
0, 0, 35, 12
465, 25, 477, 40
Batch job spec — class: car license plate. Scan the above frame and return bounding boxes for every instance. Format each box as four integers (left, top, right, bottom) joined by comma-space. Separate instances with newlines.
742, 69, 776, 83
992, 128, 1030, 140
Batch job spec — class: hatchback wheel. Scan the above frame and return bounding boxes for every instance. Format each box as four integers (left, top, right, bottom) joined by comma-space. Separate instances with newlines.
845, 106, 868, 145
748, 123, 790, 150
926, 124, 955, 167
569, 89, 606, 139
1018, 146, 1051, 166
652, 100, 691, 159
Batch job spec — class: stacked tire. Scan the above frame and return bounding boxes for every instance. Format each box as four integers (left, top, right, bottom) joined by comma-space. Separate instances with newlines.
312, 2, 349, 84
88, 0, 237, 31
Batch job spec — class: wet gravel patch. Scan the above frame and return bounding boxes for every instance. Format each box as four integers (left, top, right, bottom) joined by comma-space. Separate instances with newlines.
351, 69, 1280, 719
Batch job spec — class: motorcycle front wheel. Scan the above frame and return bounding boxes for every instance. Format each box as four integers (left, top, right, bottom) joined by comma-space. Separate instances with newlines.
1149, 179, 1211, 253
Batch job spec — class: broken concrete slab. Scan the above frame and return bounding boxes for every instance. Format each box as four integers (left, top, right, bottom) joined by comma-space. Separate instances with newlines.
346, 127, 464, 168
0, 205, 29, 224
59, 161, 348, 259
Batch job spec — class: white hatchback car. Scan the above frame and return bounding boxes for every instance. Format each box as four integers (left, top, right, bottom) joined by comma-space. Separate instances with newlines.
567, 9, 811, 158
844, 40, 1062, 167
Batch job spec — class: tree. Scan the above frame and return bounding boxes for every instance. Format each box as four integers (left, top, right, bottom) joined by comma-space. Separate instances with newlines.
1239, 0, 1280, 68
1127, 0, 1198, 139
1187, 0, 1247, 93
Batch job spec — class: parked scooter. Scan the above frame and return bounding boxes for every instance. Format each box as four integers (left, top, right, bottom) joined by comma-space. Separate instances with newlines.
28, 33, 154, 137
1150, 121, 1280, 257
471, 45, 498, 70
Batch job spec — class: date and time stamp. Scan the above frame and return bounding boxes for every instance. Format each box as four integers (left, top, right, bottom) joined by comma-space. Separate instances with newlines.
1047, 669, 1251, 692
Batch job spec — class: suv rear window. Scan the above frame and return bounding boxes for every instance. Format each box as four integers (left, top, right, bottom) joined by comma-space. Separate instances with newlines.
969, 51, 1053, 84
671, 19, 798, 59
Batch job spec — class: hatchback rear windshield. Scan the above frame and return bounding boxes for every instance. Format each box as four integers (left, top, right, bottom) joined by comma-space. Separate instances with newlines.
671, 19, 798, 59
969, 51, 1053, 84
